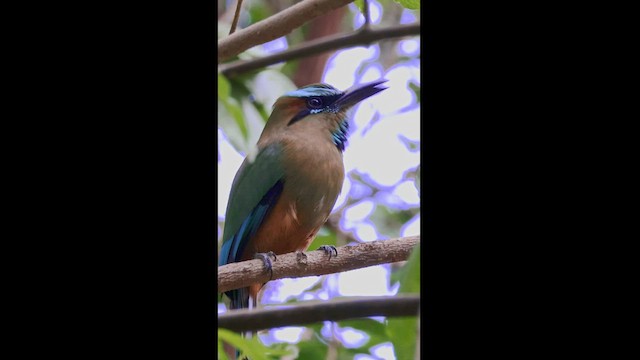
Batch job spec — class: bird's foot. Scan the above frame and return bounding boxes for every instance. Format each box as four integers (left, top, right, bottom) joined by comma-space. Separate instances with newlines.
254, 251, 277, 280
318, 245, 338, 260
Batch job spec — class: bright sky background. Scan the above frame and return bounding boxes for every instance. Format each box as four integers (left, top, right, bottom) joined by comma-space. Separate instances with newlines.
218, 3, 419, 358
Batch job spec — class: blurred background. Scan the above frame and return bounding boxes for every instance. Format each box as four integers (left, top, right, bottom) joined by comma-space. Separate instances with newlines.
218, 1, 420, 358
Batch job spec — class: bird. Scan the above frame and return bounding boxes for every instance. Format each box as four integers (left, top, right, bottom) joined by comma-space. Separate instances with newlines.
219, 78, 387, 313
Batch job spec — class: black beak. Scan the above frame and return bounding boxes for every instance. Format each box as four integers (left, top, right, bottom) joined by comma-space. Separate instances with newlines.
334, 79, 388, 109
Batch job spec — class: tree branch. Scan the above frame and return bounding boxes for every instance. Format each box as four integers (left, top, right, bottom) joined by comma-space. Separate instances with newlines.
218, 0, 355, 62
218, 294, 420, 332
219, 22, 420, 77
218, 236, 420, 293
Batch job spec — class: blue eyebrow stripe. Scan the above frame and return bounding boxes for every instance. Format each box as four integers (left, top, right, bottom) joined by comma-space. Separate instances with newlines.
284, 87, 342, 98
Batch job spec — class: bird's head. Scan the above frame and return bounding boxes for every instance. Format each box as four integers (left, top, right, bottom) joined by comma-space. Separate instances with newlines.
264, 79, 388, 151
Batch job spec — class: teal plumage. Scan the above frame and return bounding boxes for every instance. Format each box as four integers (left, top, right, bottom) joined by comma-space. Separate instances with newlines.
219, 144, 285, 309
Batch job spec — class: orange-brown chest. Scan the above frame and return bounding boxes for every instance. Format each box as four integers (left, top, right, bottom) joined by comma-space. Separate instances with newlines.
244, 132, 345, 258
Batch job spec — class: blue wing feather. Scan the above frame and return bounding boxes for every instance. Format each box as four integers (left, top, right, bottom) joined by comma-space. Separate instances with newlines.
220, 180, 284, 265
221, 180, 284, 309
219, 143, 285, 310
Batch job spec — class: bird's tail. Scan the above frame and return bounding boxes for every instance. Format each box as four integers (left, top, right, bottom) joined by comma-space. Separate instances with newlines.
224, 287, 252, 360
229, 287, 250, 311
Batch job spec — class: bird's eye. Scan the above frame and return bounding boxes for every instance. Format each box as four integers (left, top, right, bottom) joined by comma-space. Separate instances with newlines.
307, 97, 323, 109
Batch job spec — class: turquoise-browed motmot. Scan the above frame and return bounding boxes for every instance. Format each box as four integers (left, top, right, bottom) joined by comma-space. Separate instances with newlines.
219, 79, 388, 312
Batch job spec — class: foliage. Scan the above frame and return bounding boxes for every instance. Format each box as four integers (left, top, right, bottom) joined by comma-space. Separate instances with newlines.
218, 329, 292, 360
355, 0, 420, 13
218, 70, 296, 155
308, 226, 337, 253
218, 0, 421, 358
387, 244, 420, 359
394, 0, 420, 10
408, 80, 420, 103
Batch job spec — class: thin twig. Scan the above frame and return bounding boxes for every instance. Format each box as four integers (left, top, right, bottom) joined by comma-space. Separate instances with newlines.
218, 0, 354, 62
218, 236, 420, 293
229, 0, 244, 35
218, 294, 420, 332
363, 0, 370, 28
219, 22, 420, 77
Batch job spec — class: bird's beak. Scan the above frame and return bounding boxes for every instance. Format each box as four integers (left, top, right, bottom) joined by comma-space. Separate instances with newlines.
334, 79, 388, 110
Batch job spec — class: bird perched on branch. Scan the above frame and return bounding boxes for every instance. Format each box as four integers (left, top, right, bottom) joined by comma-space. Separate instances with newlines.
219, 79, 387, 322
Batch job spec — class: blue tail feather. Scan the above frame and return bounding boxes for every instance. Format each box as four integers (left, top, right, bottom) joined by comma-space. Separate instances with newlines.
220, 180, 284, 309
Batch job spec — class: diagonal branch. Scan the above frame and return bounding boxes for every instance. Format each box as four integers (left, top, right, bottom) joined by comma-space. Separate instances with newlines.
218, 236, 420, 293
219, 22, 420, 77
218, 0, 355, 62
218, 294, 420, 332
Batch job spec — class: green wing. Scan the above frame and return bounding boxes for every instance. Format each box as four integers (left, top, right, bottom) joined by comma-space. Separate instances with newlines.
219, 143, 285, 267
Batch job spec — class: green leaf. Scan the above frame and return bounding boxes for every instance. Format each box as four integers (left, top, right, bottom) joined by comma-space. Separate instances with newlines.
354, 0, 365, 13
218, 335, 230, 360
387, 244, 420, 359
337, 347, 368, 360
218, 73, 231, 101
398, 134, 420, 152
248, 2, 269, 23
217, 329, 291, 360
394, 0, 420, 10
229, 99, 249, 141
408, 81, 421, 103
386, 316, 418, 359
280, 59, 299, 78
241, 98, 265, 139
415, 165, 420, 195
268, 342, 299, 359
297, 334, 328, 360
399, 244, 420, 293
308, 226, 337, 253
218, 98, 249, 154
304, 322, 325, 335
338, 318, 388, 349
369, 203, 410, 238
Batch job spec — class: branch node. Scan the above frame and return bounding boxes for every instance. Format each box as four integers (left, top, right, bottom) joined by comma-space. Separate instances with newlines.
296, 251, 308, 265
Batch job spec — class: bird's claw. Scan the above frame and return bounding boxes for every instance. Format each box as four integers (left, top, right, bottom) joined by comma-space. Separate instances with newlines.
318, 245, 338, 260
255, 251, 277, 280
